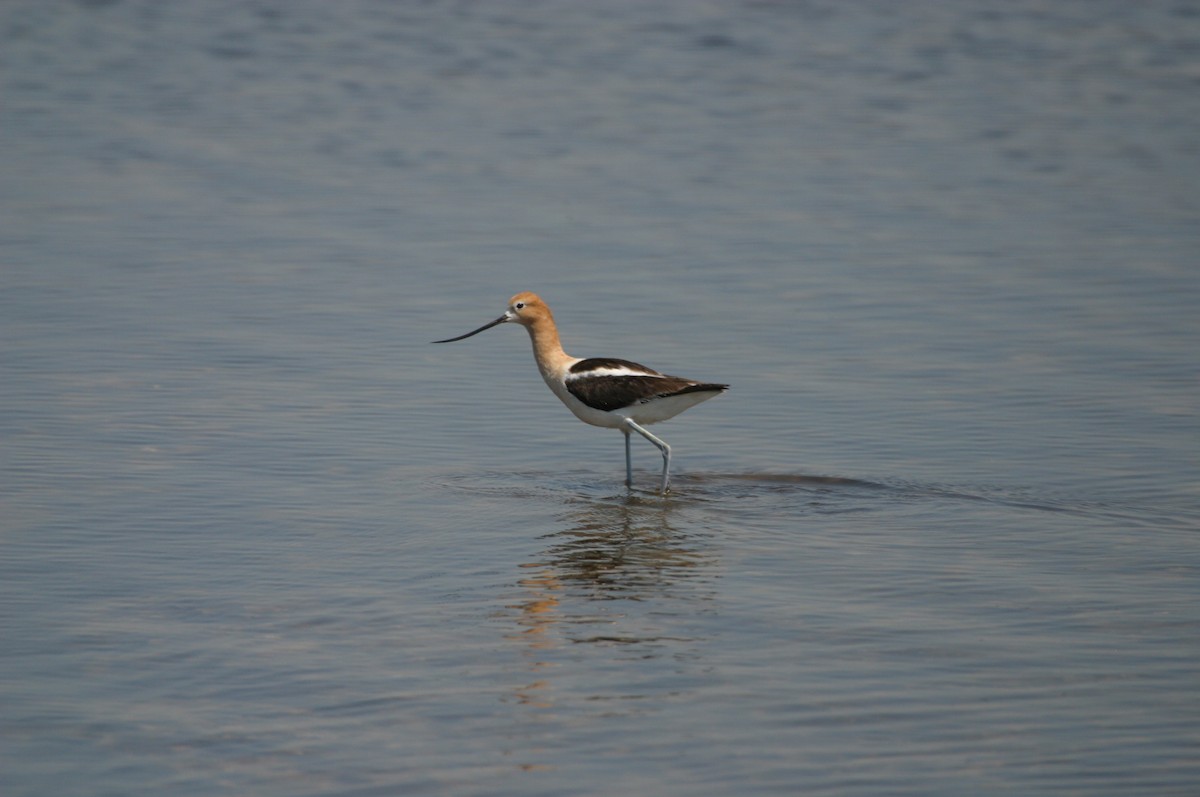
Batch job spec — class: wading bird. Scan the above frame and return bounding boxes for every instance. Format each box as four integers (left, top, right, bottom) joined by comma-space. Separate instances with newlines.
433, 292, 727, 493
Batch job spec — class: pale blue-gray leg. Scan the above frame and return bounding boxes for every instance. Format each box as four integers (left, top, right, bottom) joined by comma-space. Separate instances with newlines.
623, 428, 633, 488
624, 419, 671, 493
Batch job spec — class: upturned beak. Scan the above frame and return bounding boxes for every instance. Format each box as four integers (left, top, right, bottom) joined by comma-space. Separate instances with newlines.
431, 313, 510, 343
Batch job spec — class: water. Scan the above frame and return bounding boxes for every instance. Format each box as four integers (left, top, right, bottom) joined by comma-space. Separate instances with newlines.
3, 1, 1199, 794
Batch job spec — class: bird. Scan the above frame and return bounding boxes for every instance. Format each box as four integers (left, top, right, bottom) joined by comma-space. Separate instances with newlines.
432, 292, 728, 493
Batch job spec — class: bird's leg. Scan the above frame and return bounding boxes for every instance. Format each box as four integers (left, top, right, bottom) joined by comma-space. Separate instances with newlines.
623, 428, 633, 488
624, 419, 671, 494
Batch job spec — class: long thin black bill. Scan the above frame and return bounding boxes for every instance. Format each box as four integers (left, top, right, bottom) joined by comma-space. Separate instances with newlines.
431, 315, 508, 343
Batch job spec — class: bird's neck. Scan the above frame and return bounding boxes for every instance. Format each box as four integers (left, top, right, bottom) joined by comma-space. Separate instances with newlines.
523, 319, 572, 379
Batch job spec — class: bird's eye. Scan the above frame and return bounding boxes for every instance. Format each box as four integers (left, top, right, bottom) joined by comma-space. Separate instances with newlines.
514, 302, 525, 310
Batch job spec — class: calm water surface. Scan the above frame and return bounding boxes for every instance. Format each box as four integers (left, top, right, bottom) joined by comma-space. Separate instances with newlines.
3, 1, 1199, 795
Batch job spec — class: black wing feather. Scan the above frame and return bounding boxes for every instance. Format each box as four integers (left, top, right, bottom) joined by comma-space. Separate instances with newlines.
567, 374, 728, 412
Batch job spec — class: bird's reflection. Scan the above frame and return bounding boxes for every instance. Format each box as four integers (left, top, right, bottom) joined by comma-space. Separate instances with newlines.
505, 494, 716, 722
542, 498, 709, 600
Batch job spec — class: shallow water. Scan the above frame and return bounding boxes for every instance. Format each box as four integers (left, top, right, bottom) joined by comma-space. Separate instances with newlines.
3, 1, 1199, 795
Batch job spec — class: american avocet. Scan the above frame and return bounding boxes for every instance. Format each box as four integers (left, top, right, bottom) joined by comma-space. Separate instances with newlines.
433, 292, 728, 493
